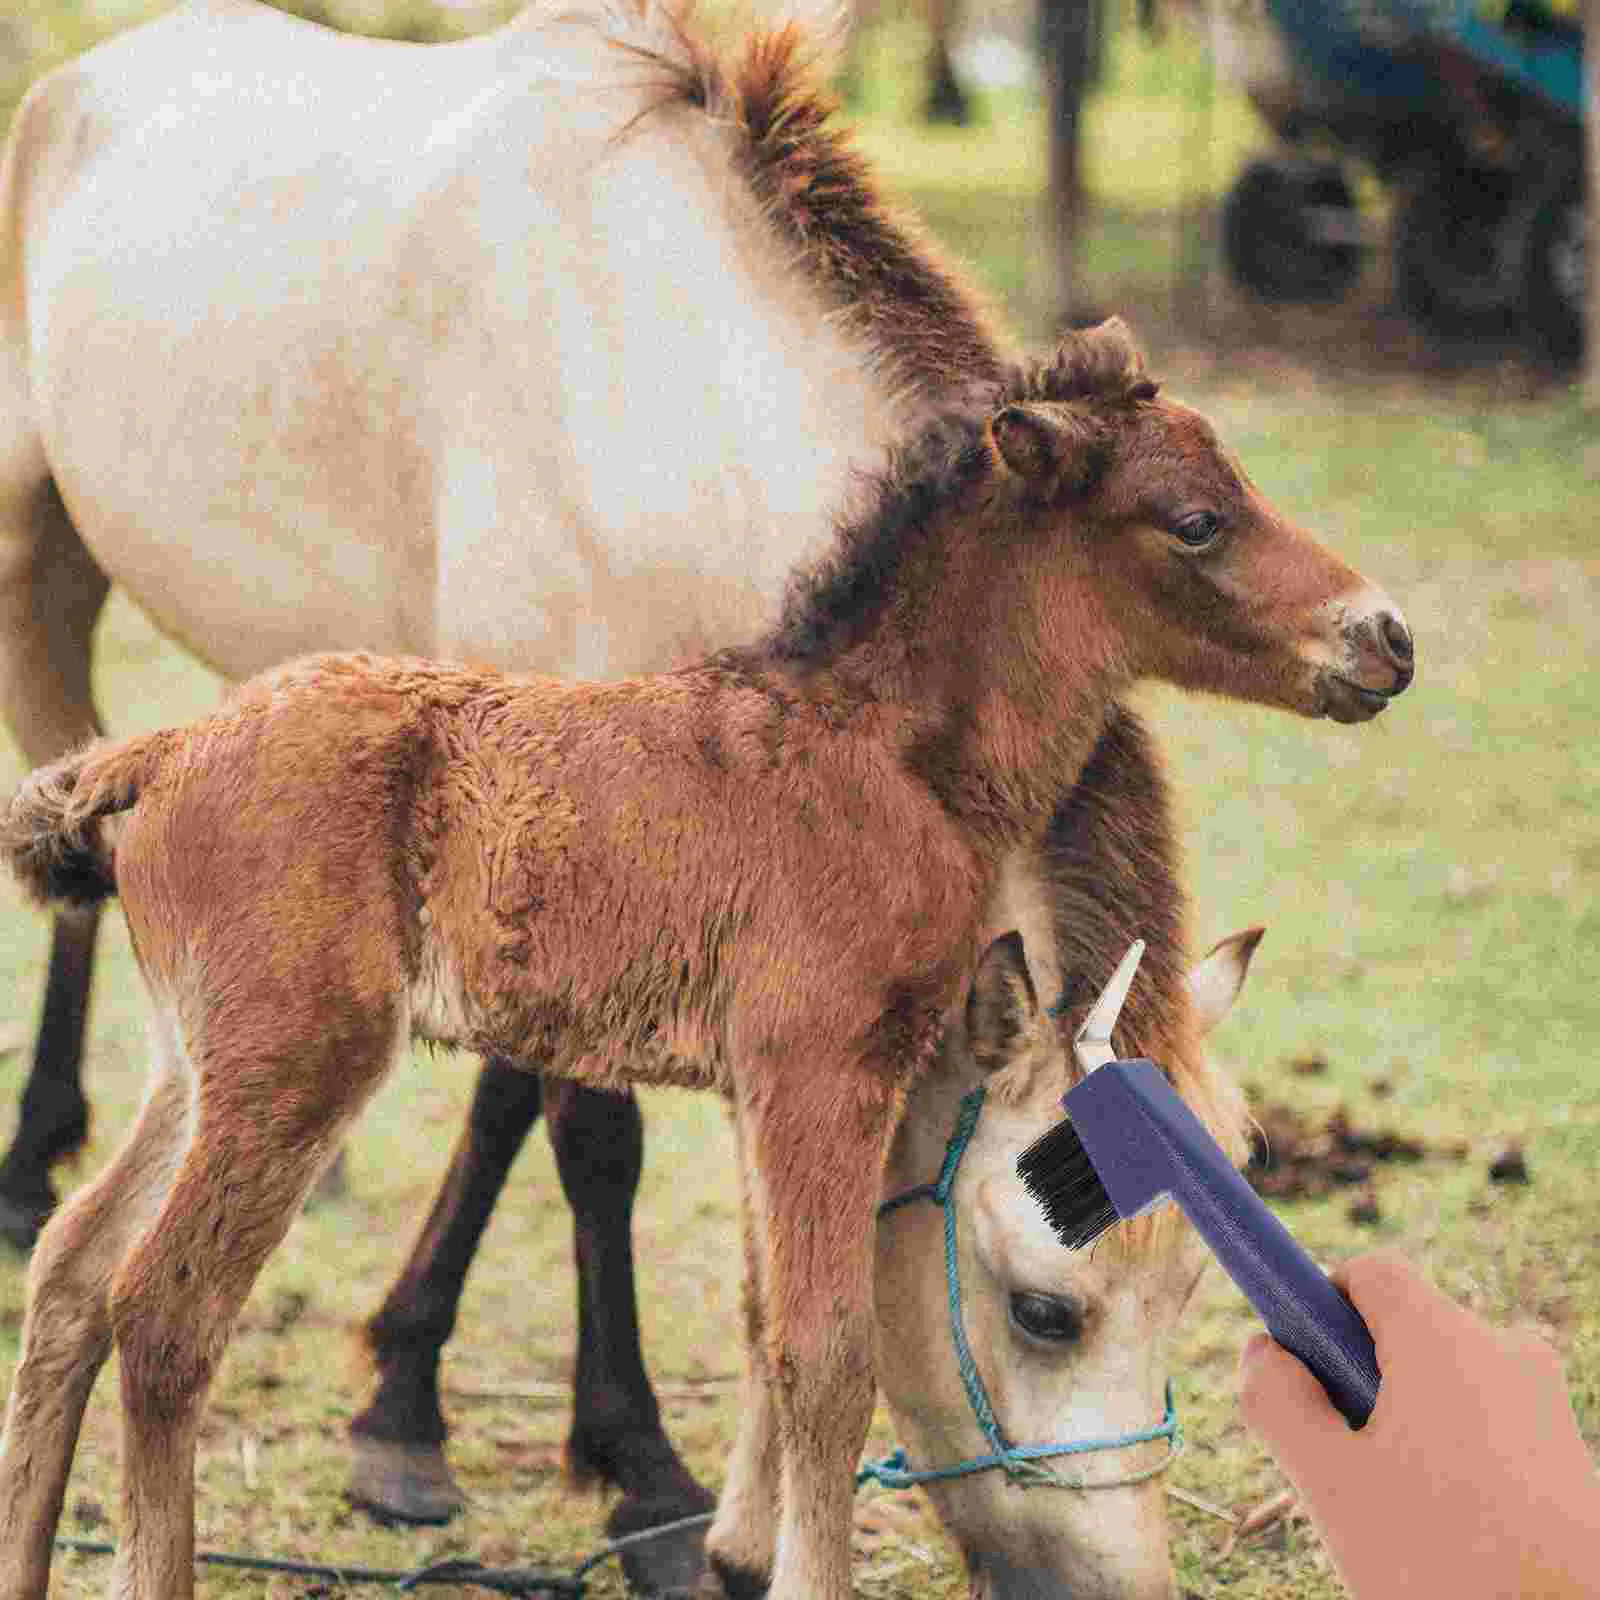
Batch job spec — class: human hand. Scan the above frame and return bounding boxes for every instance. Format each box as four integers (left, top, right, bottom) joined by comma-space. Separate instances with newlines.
1236, 1250, 1600, 1600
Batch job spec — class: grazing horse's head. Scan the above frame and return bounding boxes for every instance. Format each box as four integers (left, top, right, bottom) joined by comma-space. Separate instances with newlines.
984, 320, 1414, 724
876, 928, 1260, 1600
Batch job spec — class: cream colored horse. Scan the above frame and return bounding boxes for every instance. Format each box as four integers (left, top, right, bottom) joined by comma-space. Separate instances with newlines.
0, 0, 999, 1241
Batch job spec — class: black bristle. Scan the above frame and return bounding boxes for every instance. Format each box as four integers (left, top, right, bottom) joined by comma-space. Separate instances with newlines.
1016, 1117, 1121, 1251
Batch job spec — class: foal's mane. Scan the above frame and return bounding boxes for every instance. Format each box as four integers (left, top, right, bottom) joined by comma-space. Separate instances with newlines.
996, 324, 1160, 409
609, 4, 1004, 404
760, 320, 1161, 668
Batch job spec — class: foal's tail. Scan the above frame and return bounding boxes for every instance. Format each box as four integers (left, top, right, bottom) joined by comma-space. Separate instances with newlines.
1, 731, 170, 908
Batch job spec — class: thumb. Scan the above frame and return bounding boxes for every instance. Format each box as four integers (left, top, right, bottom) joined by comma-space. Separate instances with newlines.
1236, 1333, 1353, 1488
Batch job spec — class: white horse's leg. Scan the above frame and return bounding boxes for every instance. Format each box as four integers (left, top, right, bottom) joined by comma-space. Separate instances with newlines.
0, 1011, 190, 1600
0, 473, 107, 770
0, 470, 111, 1248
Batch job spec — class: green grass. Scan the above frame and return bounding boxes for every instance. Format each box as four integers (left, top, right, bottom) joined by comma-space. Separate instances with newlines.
4, 4, 1600, 1597
1129, 376, 1600, 1597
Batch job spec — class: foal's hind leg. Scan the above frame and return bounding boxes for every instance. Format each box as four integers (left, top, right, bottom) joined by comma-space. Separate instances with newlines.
108, 1012, 400, 1600
0, 475, 110, 1251
0, 1011, 189, 1600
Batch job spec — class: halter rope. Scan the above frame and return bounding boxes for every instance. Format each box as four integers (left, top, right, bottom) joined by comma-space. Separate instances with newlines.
860, 1085, 1182, 1491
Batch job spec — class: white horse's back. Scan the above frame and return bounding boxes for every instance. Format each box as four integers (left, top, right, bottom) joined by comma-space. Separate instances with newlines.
4, 0, 893, 679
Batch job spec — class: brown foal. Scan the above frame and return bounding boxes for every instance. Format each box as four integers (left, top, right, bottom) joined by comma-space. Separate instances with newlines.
0, 320, 1412, 1600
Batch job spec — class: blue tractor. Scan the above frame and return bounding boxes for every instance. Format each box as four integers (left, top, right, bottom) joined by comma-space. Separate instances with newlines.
1215, 0, 1584, 359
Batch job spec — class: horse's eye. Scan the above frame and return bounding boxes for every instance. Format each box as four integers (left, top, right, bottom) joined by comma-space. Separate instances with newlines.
1009, 1292, 1083, 1343
1171, 511, 1222, 549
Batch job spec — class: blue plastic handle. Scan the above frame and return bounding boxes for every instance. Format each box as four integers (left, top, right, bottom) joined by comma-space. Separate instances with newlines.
1063, 1060, 1381, 1428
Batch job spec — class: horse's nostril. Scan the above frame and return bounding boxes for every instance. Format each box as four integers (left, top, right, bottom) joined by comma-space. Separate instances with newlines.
1381, 613, 1414, 666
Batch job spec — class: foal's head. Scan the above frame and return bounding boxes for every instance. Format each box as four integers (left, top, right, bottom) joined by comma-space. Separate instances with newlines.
979, 320, 1413, 723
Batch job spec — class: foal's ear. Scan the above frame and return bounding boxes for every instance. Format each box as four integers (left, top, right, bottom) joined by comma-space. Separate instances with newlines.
966, 930, 1041, 1074
987, 403, 1103, 496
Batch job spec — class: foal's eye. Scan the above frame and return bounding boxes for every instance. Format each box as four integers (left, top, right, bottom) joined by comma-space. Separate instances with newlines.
1009, 1292, 1084, 1344
1170, 511, 1222, 549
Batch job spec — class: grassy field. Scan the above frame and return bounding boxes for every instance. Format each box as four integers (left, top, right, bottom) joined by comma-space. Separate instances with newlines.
3, 3, 1600, 1597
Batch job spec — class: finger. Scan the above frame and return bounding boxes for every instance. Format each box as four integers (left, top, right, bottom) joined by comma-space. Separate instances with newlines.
1503, 1323, 1569, 1392
1332, 1250, 1451, 1365
1236, 1333, 1352, 1481
1329, 1248, 1417, 1304
1504, 1322, 1561, 1363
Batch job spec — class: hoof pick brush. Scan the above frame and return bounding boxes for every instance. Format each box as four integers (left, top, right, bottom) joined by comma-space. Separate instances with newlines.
1017, 940, 1381, 1428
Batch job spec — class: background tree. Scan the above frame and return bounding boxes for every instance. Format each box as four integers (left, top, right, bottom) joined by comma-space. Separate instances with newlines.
1038, 0, 1107, 324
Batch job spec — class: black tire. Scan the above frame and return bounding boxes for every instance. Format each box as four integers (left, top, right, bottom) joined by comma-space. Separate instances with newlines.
1221, 158, 1362, 304
1392, 163, 1521, 338
1520, 166, 1584, 366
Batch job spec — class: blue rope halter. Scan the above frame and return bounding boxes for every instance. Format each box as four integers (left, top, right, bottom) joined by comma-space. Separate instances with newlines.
859, 1085, 1182, 1491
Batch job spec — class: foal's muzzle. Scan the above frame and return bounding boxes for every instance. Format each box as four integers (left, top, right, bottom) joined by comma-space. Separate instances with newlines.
1322, 605, 1414, 723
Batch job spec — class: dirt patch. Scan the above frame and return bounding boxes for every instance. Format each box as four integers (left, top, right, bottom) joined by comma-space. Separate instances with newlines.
1244, 1100, 1461, 1203
1487, 1143, 1530, 1184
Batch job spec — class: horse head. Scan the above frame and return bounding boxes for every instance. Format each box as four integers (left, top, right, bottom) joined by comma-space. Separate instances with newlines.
875, 927, 1263, 1600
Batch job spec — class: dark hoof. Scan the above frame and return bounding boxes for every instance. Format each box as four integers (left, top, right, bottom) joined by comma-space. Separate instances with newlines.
0, 1186, 53, 1255
610, 1495, 714, 1597
698, 1553, 769, 1600
346, 1437, 466, 1525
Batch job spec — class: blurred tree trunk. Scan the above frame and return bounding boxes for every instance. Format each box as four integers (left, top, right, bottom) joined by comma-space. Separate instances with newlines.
1587, 0, 1600, 400
924, 0, 971, 124
1038, 0, 1106, 326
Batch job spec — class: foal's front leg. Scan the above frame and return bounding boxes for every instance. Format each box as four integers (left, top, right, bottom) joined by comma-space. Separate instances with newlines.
729, 1066, 902, 1600
702, 1118, 782, 1598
